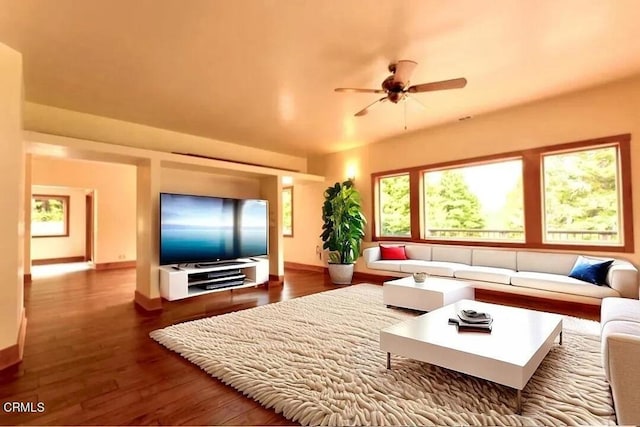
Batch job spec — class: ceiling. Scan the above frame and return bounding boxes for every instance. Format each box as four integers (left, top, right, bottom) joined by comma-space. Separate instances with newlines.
2, 0, 640, 157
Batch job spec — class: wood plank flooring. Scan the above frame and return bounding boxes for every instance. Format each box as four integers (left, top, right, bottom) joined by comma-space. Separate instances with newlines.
0, 267, 599, 425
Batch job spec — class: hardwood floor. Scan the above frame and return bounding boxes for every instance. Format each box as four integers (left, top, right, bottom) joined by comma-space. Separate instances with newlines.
0, 267, 599, 425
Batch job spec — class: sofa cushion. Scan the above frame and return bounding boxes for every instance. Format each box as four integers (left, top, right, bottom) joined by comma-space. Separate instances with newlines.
472, 249, 517, 270
517, 251, 578, 275
405, 245, 432, 261
432, 246, 472, 265
379, 245, 407, 260
608, 262, 640, 299
569, 256, 613, 285
511, 271, 620, 299
601, 297, 640, 328
601, 320, 640, 381
399, 261, 466, 278
367, 260, 404, 272
454, 266, 515, 285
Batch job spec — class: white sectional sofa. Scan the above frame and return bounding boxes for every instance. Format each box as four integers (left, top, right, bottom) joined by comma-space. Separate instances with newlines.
600, 297, 640, 425
363, 244, 638, 304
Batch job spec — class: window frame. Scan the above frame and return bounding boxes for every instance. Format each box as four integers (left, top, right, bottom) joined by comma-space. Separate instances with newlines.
31, 194, 70, 238
541, 143, 623, 247
421, 157, 525, 243
282, 186, 293, 237
375, 172, 413, 239
371, 134, 633, 253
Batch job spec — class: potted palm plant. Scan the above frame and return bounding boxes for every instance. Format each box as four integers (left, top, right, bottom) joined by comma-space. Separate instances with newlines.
320, 179, 367, 284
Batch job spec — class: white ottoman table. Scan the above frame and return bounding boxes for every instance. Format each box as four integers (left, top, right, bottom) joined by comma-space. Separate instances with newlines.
383, 276, 474, 311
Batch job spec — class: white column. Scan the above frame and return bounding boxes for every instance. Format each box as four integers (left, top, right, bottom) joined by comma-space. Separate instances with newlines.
135, 158, 161, 309
0, 43, 25, 364
260, 176, 284, 280
24, 154, 32, 280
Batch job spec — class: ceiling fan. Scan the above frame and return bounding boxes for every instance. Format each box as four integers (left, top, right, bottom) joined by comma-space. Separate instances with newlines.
335, 60, 467, 117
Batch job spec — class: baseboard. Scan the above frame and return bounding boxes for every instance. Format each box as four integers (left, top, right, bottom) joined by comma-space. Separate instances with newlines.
284, 262, 325, 272
134, 290, 163, 312
0, 309, 27, 371
269, 274, 284, 285
23, 274, 32, 284
95, 260, 137, 270
32, 256, 85, 266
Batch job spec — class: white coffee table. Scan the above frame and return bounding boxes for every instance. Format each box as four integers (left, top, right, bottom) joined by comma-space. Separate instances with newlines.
383, 276, 474, 311
380, 299, 563, 413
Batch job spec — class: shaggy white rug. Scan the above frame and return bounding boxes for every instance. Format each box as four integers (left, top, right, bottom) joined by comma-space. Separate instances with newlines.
150, 284, 615, 426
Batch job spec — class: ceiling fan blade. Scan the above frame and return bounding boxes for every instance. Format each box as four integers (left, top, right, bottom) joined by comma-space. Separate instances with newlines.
392, 60, 418, 86
354, 96, 387, 117
335, 88, 386, 94
407, 77, 467, 93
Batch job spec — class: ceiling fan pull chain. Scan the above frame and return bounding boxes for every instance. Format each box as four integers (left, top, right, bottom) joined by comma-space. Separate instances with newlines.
404, 98, 407, 130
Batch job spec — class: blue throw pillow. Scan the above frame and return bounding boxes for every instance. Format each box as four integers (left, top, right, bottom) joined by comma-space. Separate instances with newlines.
568, 256, 614, 285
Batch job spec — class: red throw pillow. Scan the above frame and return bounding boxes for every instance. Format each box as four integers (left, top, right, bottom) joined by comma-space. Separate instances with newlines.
380, 245, 407, 260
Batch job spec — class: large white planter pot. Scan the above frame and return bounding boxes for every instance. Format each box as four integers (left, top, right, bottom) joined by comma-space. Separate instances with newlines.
328, 263, 354, 285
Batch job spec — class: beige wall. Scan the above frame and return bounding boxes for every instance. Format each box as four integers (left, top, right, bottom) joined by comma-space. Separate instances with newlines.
31, 186, 87, 260
31, 157, 137, 264
283, 181, 326, 266
0, 43, 24, 351
161, 168, 261, 199
287, 74, 640, 268
24, 102, 308, 173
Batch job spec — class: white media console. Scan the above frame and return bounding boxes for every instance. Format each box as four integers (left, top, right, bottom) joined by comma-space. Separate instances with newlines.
159, 258, 269, 301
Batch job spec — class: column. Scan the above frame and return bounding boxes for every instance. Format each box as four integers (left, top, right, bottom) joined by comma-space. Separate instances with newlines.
0, 43, 26, 369
260, 176, 284, 284
135, 158, 162, 310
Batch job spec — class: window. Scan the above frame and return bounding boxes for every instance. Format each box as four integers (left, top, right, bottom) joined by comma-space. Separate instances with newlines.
282, 187, 293, 237
372, 134, 633, 252
378, 174, 411, 237
32, 195, 69, 237
423, 159, 524, 242
543, 145, 621, 245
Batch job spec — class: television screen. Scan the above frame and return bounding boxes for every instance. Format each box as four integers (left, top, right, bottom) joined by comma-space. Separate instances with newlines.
159, 193, 268, 265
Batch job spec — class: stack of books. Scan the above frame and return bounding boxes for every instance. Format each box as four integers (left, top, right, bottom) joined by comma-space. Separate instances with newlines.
449, 309, 493, 333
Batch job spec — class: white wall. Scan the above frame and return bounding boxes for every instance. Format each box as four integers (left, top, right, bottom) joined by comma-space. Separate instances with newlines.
30, 159, 266, 268
288, 74, 640, 269
160, 168, 261, 199
0, 43, 24, 353
31, 185, 86, 260
24, 102, 308, 173
31, 157, 137, 264
283, 181, 326, 265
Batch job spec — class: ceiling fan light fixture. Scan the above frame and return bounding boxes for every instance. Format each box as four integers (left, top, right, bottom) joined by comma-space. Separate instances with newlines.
334, 61, 467, 117
388, 92, 403, 103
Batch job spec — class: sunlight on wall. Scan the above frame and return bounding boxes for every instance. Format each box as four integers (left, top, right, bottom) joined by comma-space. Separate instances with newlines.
345, 161, 359, 181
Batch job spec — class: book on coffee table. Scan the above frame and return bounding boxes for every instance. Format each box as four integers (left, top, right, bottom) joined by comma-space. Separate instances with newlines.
449, 313, 493, 333
457, 309, 492, 324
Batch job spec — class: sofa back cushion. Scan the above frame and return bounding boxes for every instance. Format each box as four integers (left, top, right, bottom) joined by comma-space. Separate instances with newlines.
472, 249, 517, 270
517, 251, 578, 275
405, 245, 432, 261
432, 246, 472, 265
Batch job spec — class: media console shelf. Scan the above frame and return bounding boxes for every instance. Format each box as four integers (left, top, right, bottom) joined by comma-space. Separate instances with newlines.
159, 258, 269, 301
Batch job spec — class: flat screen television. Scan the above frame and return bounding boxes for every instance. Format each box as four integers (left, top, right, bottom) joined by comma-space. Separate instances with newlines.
159, 192, 268, 265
